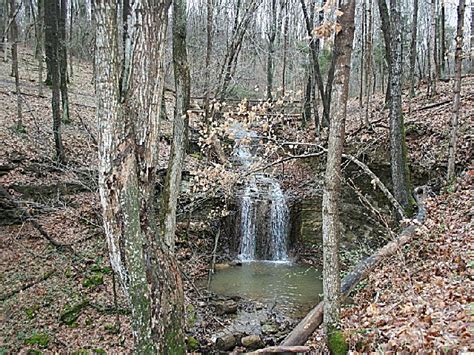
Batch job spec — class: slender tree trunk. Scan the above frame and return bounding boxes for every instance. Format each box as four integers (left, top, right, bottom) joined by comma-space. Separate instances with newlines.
440, 0, 446, 78
429, 0, 437, 96
364, 0, 373, 127
322, 0, 356, 350
377, 0, 391, 105
59, 0, 69, 122
160, 0, 191, 251
69, 0, 74, 79
282, 1, 289, 96
389, 0, 410, 212
44, 0, 66, 164
359, 0, 365, 109
204, 0, 213, 122
408, 0, 419, 108
266, 0, 277, 100
95, 0, 185, 352
3, 0, 9, 63
9, 0, 22, 129
36, 0, 45, 95
447, 0, 466, 181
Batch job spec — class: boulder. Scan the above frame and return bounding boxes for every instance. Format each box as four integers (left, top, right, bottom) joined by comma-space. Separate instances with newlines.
214, 300, 238, 315
241, 335, 263, 349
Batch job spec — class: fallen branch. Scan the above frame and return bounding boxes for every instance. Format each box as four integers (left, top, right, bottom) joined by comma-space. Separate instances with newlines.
0, 186, 77, 255
249, 148, 405, 218
249, 345, 310, 353
281, 186, 429, 346
0, 269, 55, 301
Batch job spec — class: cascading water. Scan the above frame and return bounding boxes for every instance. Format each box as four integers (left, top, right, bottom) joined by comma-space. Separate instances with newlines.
229, 123, 290, 262
238, 175, 289, 261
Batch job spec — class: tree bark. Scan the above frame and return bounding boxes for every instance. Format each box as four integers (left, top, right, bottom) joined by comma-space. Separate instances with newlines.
447, 0, 466, 181
408, 0, 419, 105
429, 0, 437, 96
9, 0, 22, 129
321, 0, 356, 347
389, 0, 411, 213
204, 0, 213, 123
377, 0, 392, 105
59, 0, 69, 122
44, 0, 66, 164
160, 0, 191, 251
364, 0, 373, 127
95, 0, 185, 352
266, 0, 277, 100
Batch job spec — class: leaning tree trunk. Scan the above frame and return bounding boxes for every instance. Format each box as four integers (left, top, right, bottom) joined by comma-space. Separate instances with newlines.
321, 0, 356, 350
447, 0, 466, 181
160, 0, 191, 251
95, 0, 185, 352
44, 0, 66, 164
389, 0, 411, 212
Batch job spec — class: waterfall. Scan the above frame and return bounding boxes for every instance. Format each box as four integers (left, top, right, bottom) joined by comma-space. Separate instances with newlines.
229, 122, 290, 262
238, 176, 289, 262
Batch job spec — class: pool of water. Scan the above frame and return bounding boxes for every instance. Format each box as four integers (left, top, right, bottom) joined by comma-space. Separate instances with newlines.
208, 262, 323, 318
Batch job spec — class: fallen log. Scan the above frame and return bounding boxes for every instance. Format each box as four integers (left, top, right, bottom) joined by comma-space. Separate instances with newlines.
281, 186, 429, 346
249, 345, 310, 353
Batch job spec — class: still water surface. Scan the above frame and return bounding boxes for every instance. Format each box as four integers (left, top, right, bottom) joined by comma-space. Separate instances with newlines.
208, 261, 323, 317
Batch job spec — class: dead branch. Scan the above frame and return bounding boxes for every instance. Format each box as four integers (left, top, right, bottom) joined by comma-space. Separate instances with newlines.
249, 147, 406, 218
281, 186, 429, 346
249, 345, 310, 353
0, 186, 77, 255
0, 269, 55, 301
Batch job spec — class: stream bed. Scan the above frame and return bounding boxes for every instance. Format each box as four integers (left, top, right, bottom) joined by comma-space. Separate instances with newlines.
208, 261, 323, 318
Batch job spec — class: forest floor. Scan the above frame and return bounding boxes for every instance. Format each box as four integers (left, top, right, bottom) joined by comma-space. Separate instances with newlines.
0, 46, 473, 353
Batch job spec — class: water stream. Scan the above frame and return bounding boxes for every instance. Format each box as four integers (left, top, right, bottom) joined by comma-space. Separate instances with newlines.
209, 262, 322, 317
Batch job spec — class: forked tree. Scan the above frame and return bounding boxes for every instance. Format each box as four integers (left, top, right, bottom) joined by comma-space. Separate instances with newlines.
95, 0, 185, 352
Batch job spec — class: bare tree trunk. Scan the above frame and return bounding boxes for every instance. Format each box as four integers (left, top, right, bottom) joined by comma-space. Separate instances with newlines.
266, 0, 277, 100
281, 0, 289, 96
204, 0, 213, 122
44, 0, 66, 164
95, 0, 185, 352
364, 0, 373, 127
160, 0, 191, 251
359, 0, 365, 109
2, 0, 9, 63
389, 0, 411, 212
69, 0, 74, 79
429, 0, 437, 96
34, 0, 45, 95
9, 0, 22, 129
408, 0, 419, 109
59, 0, 69, 123
440, 0, 446, 78
377, 0, 392, 105
322, 0, 356, 350
447, 0, 465, 181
